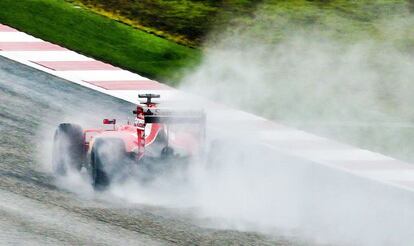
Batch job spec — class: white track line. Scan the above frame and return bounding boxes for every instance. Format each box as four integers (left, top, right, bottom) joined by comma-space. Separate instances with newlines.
294, 149, 395, 162
0, 32, 42, 42
57, 70, 149, 81
0, 51, 94, 61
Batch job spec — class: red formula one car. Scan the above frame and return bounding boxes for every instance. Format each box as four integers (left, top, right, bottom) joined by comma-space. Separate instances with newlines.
52, 94, 205, 190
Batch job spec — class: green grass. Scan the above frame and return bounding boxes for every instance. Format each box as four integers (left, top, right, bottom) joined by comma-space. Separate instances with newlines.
67, 0, 261, 46
0, 0, 201, 85
0, 0, 410, 86
0, 0, 411, 83
66, 0, 412, 46
219, 0, 411, 44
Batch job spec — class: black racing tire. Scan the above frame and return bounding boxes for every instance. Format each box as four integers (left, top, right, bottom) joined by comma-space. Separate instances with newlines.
160, 146, 174, 159
52, 123, 84, 176
90, 138, 126, 191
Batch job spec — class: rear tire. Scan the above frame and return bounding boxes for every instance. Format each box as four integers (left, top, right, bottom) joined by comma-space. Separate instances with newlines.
91, 138, 126, 191
52, 123, 84, 175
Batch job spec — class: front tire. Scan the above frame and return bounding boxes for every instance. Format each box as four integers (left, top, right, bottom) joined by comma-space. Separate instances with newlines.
52, 123, 84, 175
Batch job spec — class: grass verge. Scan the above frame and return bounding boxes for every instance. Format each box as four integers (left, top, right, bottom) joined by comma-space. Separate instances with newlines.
0, 0, 201, 85
66, 0, 260, 47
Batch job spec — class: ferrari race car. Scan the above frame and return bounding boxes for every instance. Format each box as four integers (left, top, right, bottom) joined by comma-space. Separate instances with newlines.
52, 94, 205, 190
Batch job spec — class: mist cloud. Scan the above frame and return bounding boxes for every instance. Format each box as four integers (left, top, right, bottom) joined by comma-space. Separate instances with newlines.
36, 4, 414, 245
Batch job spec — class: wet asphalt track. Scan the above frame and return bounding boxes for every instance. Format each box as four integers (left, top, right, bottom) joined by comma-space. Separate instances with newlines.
0, 56, 301, 245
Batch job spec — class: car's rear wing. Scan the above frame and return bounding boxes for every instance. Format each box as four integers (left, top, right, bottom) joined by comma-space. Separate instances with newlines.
136, 93, 206, 124
144, 110, 206, 124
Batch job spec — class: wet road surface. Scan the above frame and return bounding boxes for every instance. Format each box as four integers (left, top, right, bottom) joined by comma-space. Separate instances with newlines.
0, 56, 299, 245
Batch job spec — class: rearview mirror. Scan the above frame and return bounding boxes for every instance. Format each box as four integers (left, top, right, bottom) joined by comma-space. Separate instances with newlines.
103, 119, 116, 125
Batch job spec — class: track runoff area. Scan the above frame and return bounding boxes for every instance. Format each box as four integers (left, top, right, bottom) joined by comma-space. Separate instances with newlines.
1, 24, 414, 194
